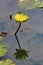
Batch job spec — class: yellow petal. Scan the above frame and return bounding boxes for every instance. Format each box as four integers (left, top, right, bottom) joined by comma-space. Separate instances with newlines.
12, 12, 29, 23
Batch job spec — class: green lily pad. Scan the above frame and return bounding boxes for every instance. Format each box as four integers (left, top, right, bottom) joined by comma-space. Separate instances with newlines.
0, 43, 9, 57
0, 59, 15, 65
0, 36, 3, 42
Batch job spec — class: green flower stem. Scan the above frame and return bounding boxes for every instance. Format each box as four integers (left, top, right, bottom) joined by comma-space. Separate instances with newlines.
15, 34, 21, 49
15, 22, 21, 49
15, 22, 21, 35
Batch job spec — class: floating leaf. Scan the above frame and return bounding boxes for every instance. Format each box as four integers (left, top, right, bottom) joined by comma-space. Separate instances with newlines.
0, 43, 9, 57
18, 0, 36, 10
38, 1, 43, 8
0, 36, 3, 42
0, 59, 15, 65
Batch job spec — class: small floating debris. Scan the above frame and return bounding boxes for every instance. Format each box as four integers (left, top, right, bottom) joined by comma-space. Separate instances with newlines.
2, 31, 8, 35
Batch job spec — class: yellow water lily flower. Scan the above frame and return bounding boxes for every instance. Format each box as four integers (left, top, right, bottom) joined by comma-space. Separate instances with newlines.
10, 12, 29, 23
10, 12, 29, 58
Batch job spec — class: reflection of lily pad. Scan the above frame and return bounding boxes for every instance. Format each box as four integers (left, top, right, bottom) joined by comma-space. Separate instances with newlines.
14, 49, 29, 60
0, 43, 9, 57
0, 36, 3, 42
0, 59, 15, 65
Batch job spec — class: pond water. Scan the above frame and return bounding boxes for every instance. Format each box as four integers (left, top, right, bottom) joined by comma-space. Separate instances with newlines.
0, 0, 43, 65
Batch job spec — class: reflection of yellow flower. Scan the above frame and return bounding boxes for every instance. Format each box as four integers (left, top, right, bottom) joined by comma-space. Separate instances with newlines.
12, 12, 29, 23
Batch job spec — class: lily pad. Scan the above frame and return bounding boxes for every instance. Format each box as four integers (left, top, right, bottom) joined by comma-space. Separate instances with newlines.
0, 43, 9, 57
0, 36, 3, 42
18, 0, 43, 10
0, 59, 15, 65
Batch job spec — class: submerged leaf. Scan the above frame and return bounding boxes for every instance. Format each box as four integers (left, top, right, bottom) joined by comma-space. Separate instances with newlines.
13, 49, 29, 60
